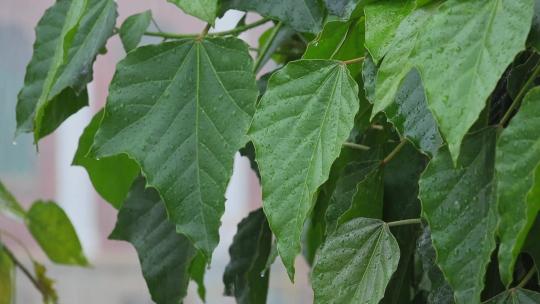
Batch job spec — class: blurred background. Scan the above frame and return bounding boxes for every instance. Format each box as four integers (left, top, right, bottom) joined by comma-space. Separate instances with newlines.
0, 0, 312, 302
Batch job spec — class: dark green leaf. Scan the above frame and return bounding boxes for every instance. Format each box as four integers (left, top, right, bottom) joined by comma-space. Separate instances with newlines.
224, 209, 272, 304
506, 54, 540, 100
110, 178, 197, 304
0, 180, 26, 219
27, 201, 88, 266
16, 0, 116, 141
249, 60, 360, 279
419, 128, 497, 303
364, 0, 415, 63
312, 218, 400, 304
257, 24, 298, 68
496, 86, 540, 286
91, 37, 258, 259
303, 19, 365, 77
386, 69, 443, 157
362, 55, 377, 103
524, 216, 540, 284
337, 167, 383, 225
167, 0, 218, 24
0, 246, 14, 304
119, 10, 152, 52
73, 110, 139, 209
189, 252, 207, 302
324, 0, 366, 20
374, 0, 534, 162
222, 0, 325, 33
484, 288, 540, 303
528, 0, 540, 52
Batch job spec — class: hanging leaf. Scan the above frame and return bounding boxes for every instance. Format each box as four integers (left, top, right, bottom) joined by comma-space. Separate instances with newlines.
311, 218, 400, 304
0, 181, 26, 219
27, 201, 88, 266
324, 0, 365, 20
16, 0, 117, 141
73, 110, 139, 209
109, 178, 198, 304
364, 0, 415, 63
386, 69, 443, 157
528, 0, 540, 52
91, 37, 258, 259
484, 288, 540, 303
221, 0, 325, 33
496, 86, 540, 286
224, 209, 272, 304
167, 0, 218, 24
374, 0, 534, 162
419, 128, 497, 304
0, 246, 14, 304
303, 19, 365, 77
249, 60, 360, 279
119, 10, 152, 52
189, 252, 207, 302
524, 216, 540, 284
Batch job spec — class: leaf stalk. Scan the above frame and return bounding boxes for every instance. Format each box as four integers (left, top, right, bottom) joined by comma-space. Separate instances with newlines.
516, 267, 536, 288
342, 57, 365, 65
253, 21, 283, 72
499, 62, 540, 127
343, 142, 370, 151
387, 218, 422, 227
381, 139, 407, 166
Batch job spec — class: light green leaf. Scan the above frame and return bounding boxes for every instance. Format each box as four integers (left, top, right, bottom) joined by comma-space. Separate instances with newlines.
419, 128, 497, 304
311, 217, 400, 304
73, 110, 139, 209
189, 252, 207, 302
0, 246, 14, 304
249, 60, 360, 279
33, 261, 58, 303
386, 69, 443, 157
374, 0, 534, 162
119, 10, 152, 52
222, 0, 325, 33
223, 209, 272, 304
110, 178, 197, 304
324, 0, 366, 20
484, 288, 540, 303
167, 0, 218, 24
91, 37, 258, 259
0, 181, 26, 219
364, 0, 415, 63
27, 201, 88, 266
16, 0, 117, 141
496, 86, 540, 286
303, 19, 365, 77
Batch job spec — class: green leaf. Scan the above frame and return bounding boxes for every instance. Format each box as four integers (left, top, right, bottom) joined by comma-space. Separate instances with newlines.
386, 69, 443, 157
311, 217, 400, 304
257, 25, 297, 69
417, 228, 454, 304
91, 37, 258, 259
325, 162, 380, 235
119, 10, 152, 52
496, 86, 540, 286
73, 110, 139, 209
189, 252, 207, 302
0, 246, 14, 304
249, 60, 360, 279
419, 128, 497, 304
528, 0, 540, 52
362, 55, 377, 103
26, 201, 88, 266
303, 19, 365, 77
506, 54, 540, 100
110, 178, 197, 304
167, 0, 218, 24
222, 0, 325, 33
0, 181, 26, 219
374, 0, 534, 162
364, 0, 415, 63
33, 261, 58, 303
16, 0, 117, 141
324, 0, 365, 20
484, 288, 540, 303
224, 209, 272, 304
524, 216, 540, 285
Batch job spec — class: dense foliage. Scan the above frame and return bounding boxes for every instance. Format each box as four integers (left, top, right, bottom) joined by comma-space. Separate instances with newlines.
2, 0, 540, 303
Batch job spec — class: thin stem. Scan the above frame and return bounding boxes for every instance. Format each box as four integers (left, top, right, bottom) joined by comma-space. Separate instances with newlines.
343, 142, 370, 151
342, 57, 365, 65
381, 139, 407, 166
3, 246, 43, 295
197, 23, 212, 40
371, 124, 384, 130
151, 17, 163, 33
387, 218, 422, 227
516, 267, 536, 288
253, 21, 283, 73
144, 17, 271, 40
499, 62, 540, 127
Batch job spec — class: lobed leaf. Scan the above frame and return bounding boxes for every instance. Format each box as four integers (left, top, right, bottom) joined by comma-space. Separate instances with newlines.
91, 37, 258, 259
16, 0, 116, 141
249, 60, 360, 279
311, 218, 400, 304
110, 178, 198, 304
496, 86, 540, 286
419, 128, 498, 303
